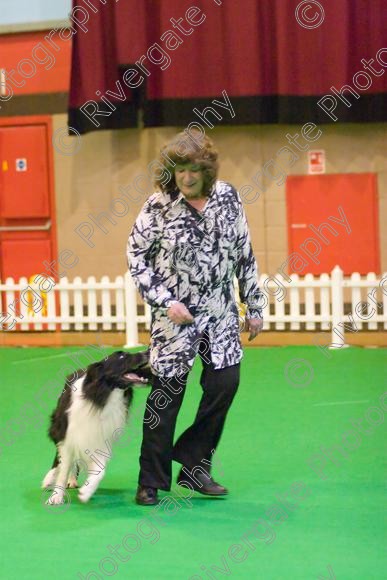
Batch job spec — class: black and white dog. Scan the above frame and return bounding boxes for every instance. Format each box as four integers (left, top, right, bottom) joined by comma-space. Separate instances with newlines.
42, 350, 152, 504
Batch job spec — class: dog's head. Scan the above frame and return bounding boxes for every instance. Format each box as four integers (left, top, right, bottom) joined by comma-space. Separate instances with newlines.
85, 349, 153, 392
116, 349, 153, 388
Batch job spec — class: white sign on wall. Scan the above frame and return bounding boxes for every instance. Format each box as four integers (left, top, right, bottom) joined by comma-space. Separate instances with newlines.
16, 158, 28, 172
308, 150, 326, 174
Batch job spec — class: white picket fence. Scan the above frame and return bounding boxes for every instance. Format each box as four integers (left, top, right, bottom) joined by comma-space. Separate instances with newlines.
0, 266, 386, 347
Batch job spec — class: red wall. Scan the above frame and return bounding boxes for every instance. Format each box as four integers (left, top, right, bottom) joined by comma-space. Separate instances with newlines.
0, 31, 71, 95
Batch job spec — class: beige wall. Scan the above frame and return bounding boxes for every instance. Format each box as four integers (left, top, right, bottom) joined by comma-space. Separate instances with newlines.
52, 116, 387, 280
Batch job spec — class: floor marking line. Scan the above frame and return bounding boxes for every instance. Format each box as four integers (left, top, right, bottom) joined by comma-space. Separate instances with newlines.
11, 352, 88, 364
313, 400, 370, 407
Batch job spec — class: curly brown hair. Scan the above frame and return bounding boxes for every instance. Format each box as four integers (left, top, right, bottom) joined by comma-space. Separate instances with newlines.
155, 131, 219, 196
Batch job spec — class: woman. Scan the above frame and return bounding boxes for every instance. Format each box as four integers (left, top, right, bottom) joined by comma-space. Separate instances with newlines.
127, 130, 264, 505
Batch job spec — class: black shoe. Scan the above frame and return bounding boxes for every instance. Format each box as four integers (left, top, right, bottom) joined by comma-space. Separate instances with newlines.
135, 485, 159, 506
177, 468, 228, 496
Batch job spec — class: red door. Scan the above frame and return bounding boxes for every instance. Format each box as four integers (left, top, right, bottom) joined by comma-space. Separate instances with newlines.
286, 173, 380, 275
0, 122, 56, 281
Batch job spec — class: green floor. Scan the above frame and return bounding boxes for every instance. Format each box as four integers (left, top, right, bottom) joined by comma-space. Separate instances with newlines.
0, 345, 386, 580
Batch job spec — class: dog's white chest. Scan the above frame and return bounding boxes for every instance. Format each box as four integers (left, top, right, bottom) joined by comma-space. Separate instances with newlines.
99, 390, 128, 435
66, 382, 128, 455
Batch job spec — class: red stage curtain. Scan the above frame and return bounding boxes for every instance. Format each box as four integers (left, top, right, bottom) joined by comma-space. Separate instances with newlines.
69, 0, 387, 134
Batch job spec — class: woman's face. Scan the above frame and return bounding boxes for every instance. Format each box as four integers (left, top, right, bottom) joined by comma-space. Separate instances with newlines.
174, 163, 204, 198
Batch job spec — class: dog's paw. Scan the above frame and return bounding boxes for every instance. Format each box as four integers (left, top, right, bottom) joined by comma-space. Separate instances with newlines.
78, 485, 93, 503
46, 491, 65, 505
67, 475, 78, 489
42, 482, 53, 490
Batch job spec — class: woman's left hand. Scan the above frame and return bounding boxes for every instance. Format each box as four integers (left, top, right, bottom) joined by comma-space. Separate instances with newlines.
246, 318, 264, 341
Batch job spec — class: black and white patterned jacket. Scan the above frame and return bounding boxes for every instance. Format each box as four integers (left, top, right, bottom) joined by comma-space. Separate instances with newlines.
127, 180, 264, 377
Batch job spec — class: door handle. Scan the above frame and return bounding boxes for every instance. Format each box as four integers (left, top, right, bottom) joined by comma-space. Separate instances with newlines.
0, 219, 51, 232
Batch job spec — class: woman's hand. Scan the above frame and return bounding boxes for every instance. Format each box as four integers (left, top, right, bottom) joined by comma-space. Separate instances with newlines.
167, 302, 194, 325
246, 318, 264, 341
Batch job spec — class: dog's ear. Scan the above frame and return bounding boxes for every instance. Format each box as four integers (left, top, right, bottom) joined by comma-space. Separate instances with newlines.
85, 361, 103, 384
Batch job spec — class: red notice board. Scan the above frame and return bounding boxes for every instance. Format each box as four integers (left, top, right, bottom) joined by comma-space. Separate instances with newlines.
286, 173, 380, 275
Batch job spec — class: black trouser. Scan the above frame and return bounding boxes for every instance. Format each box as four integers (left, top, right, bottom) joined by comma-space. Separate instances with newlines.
138, 332, 240, 491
